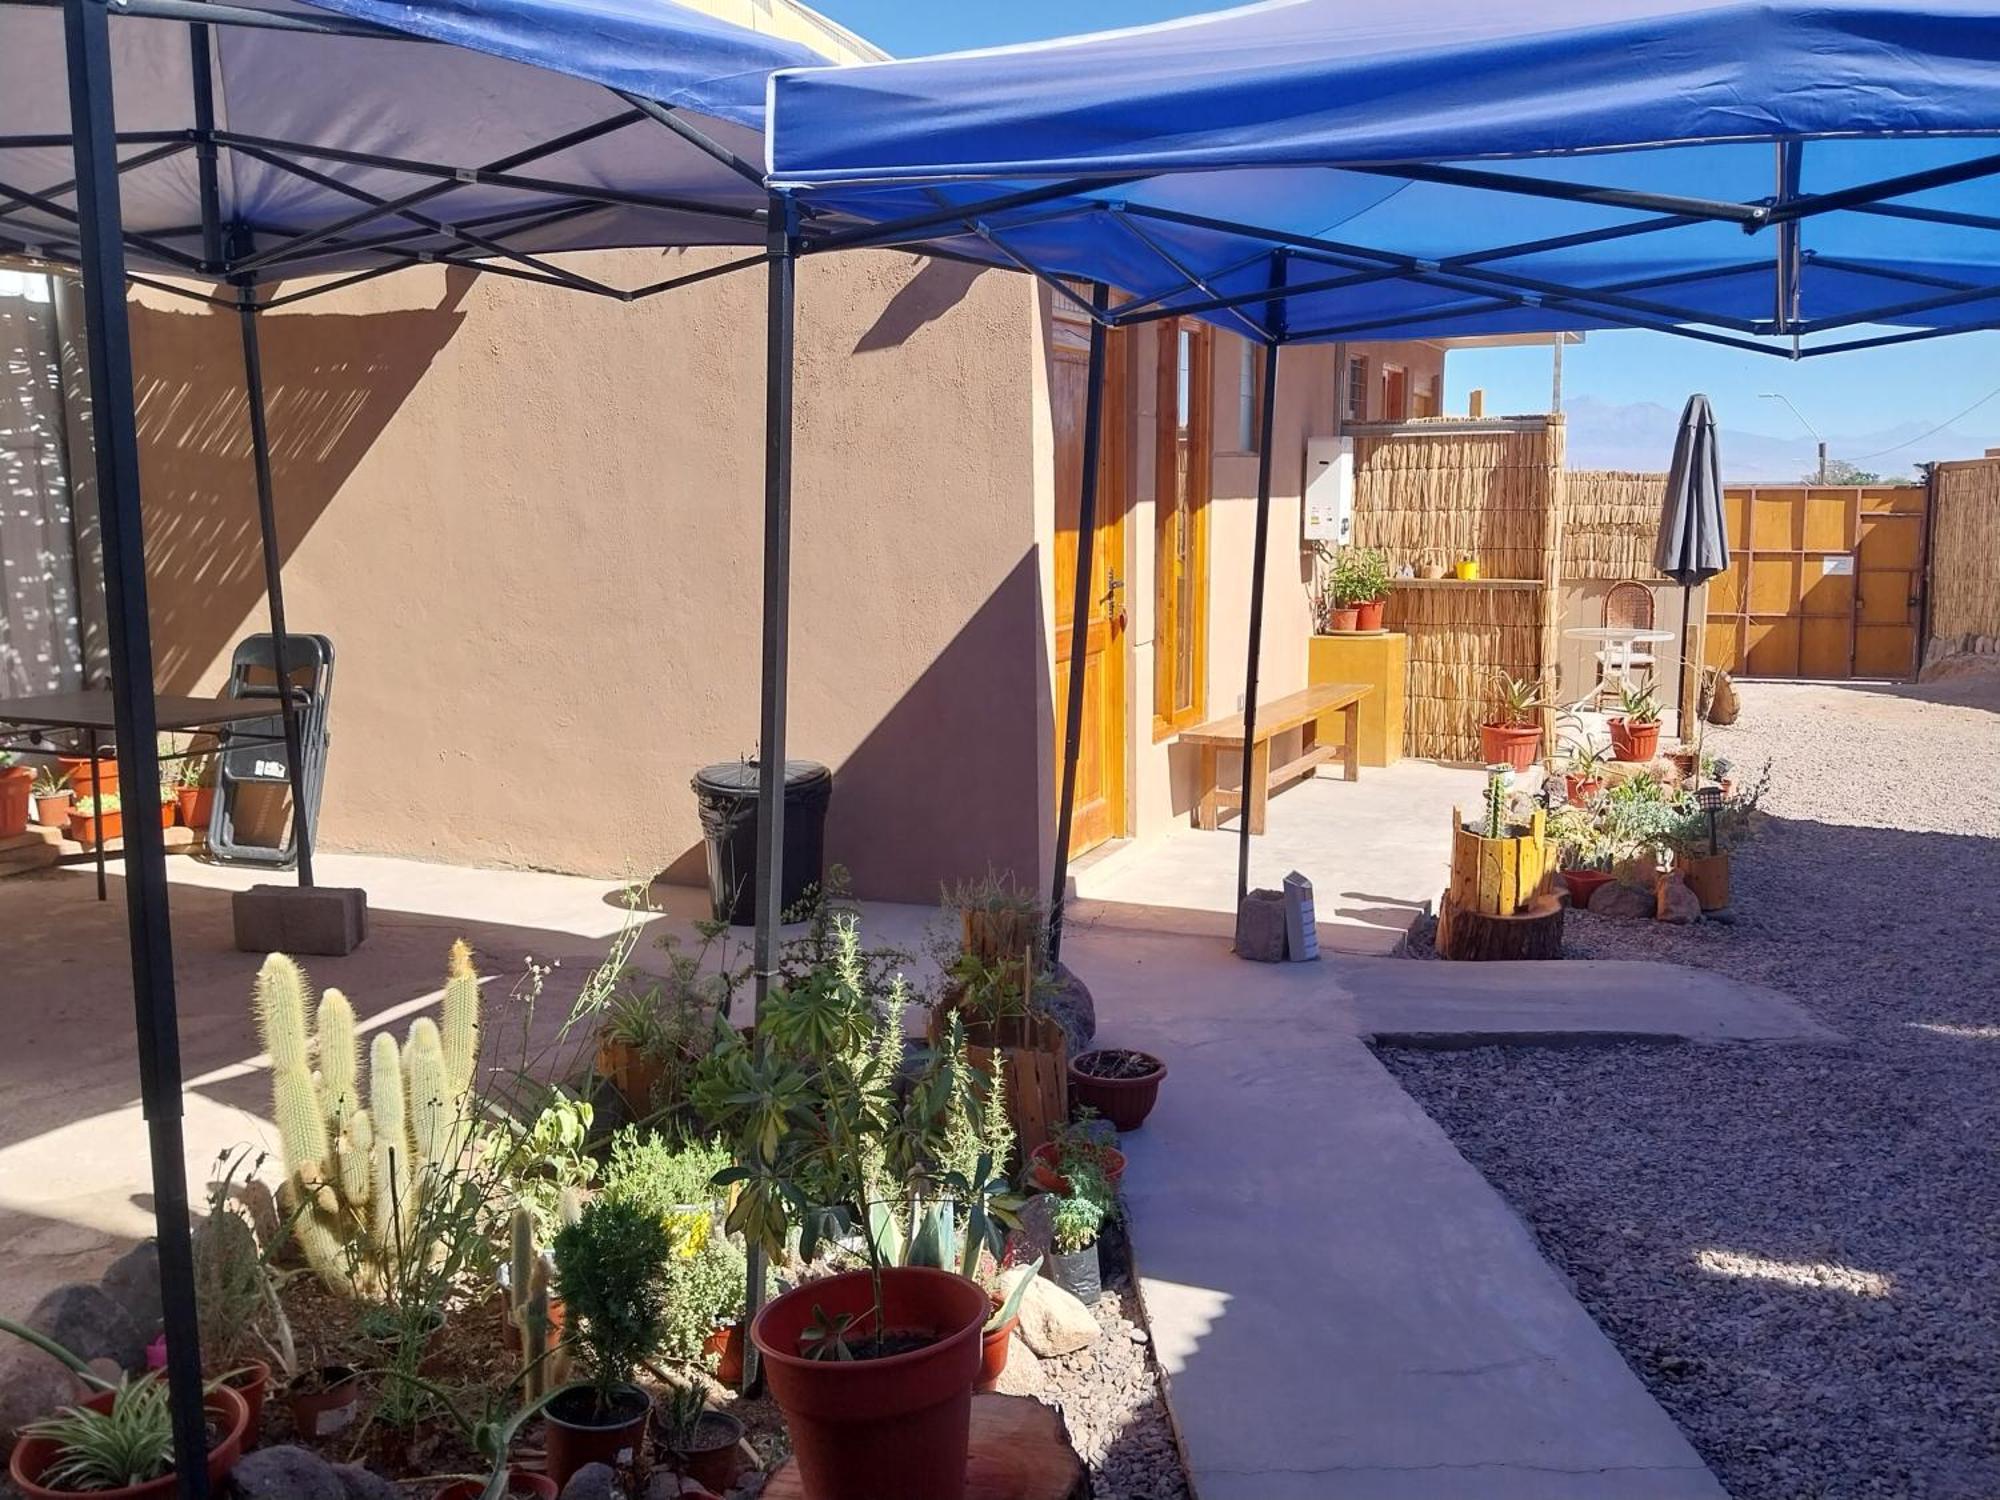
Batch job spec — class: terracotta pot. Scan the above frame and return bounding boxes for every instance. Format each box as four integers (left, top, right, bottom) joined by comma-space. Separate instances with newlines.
30, 790, 71, 828
542, 1383, 652, 1490
68, 809, 123, 848
1666, 747, 1699, 780
1478, 722, 1541, 773
159, 799, 177, 829
435, 1471, 560, 1500
1068, 1049, 1167, 1132
752, 1266, 987, 1500
1608, 717, 1662, 762
9, 1383, 248, 1500
702, 1322, 745, 1386
219, 1358, 272, 1437
1562, 774, 1603, 804
288, 1366, 363, 1440
1561, 869, 1614, 910
177, 786, 215, 830
594, 1033, 666, 1114
0, 766, 30, 838
662, 1408, 745, 1495
1327, 605, 1361, 632
976, 1308, 1017, 1394
1027, 1141, 1127, 1196
56, 754, 117, 803
1681, 853, 1731, 912
1355, 598, 1386, 631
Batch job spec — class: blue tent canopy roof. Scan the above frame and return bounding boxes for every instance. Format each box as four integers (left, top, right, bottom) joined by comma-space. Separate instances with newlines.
0, 0, 824, 286
768, 0, 2000, 353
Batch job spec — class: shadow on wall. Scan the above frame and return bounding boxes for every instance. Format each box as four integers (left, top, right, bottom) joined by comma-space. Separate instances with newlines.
852, 257, 988, 355
129, 271, 473, 690
659, 546, 1052, 904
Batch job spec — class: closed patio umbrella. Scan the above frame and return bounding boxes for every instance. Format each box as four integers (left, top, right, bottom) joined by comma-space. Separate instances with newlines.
1655, 394, 1729, 729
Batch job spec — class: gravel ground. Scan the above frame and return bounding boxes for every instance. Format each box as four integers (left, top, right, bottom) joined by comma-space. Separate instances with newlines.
1381, 674, 2000, 1500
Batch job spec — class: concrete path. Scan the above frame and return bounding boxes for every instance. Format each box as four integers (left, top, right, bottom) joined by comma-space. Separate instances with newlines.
1061, 930, 1837, 1500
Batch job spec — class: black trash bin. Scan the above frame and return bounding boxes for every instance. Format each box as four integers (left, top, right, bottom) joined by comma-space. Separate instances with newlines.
691, 760, 833, 926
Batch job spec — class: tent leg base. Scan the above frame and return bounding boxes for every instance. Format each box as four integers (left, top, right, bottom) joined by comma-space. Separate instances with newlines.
232, 884, 368, 955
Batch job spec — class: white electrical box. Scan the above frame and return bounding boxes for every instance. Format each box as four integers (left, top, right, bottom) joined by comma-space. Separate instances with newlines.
1303, 436, 1353, 546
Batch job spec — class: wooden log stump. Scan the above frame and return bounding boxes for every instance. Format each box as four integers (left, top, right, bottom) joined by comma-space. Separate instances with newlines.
760, 1394, 1087, 1500
1435, 891, 1566, 961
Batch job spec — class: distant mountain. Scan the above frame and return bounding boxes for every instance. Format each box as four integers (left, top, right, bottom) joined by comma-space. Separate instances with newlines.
1556, 395, 2000, 481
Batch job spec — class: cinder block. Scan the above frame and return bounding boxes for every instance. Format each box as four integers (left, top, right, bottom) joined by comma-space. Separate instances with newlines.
232, 884, 368, 956
1234, 888, 1289, 962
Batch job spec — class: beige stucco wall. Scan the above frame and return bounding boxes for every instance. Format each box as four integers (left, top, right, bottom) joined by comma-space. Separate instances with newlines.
128, 249, 1050, 903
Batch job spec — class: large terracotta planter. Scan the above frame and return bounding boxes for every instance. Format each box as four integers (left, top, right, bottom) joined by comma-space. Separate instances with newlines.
1068, 1049, 1166, 1132
1355, 599, 1386, 631
752, 1266, 987, 1500
1681, 853, 1731, 911
542, 1383, 652, 1490
9, 1383, 248, 1500
0, 765, 30, 838
594, 1033, 666, 1114
68, 808, 123, 848
1608, 716, 1662, 762
1478, 721, 1541, 772
56, 754, 117, 804
177, 786, 215, 830
435, 1471, 559, 1500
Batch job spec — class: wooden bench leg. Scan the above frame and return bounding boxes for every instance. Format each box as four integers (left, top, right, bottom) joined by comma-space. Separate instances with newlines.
1343, 704, 1361, 781
1196, 744, 1218, 830
1247, 738, 1271, 835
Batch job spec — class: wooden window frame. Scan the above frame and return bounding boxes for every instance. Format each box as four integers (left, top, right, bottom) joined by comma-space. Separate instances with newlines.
1343, 353, 1370, 424
1154, 319, 1212, 740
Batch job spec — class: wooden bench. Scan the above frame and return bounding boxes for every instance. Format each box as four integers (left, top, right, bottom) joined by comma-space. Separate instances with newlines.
1178, 681, 1371, 834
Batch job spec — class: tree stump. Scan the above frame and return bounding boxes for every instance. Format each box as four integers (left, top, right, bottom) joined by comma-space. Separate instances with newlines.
760, 1394, 1087, 1500
1435, 891, 1566, 961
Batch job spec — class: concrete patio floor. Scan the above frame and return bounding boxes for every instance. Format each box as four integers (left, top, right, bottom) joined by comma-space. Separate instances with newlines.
1071, 758, 1487, 955
0, 850, 1833, 1497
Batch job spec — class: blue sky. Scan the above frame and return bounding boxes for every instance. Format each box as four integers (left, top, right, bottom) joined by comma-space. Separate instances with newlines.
812, 0, 2000, 472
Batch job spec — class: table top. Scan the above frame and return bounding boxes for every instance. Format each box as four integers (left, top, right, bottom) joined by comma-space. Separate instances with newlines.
0, 690, 287, 733
1563, 626, 1675, 644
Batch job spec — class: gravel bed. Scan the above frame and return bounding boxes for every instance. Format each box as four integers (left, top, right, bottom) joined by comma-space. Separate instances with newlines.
1380, 675, 2000, 1500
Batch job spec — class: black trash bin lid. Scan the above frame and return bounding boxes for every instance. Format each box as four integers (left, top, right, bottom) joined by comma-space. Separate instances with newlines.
692, 759, 831, 797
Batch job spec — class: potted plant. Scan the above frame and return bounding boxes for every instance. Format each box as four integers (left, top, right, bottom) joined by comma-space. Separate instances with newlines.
175, 751, 215, 831
1552, 716, 1612, 804
56, 749, 117, 806
1676, 762, 1767, 913
1608, 679, 1663, 762
1546, 806, 1615, 909
974, 1254, 1043, 1393
654, 1382, 745, 1496
156, 783, 177, 830
1068, 1049, 1167, 1132
1317, 547, 1390, 632
70, 793, 123, 849
187, 1148, 294, 1434
0, 753, 32, 838
1026, 1114, 1125, 1195
695, 917, 999, 1500
1047, 1163, 1113, 1306
544, 1196, 669, 1487
1478, 672, 1545, 772
30, 765, 72, 828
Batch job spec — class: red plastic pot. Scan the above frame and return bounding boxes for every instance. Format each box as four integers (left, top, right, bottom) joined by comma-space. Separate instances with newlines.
0, 765, 30, 838
9, 1383, 248, 1500
434, 1470, 560, 1500
177, 786, 215, 830
1355, 598, 1386, 631
68, 808, 123, 848
1561, 869, 1614, 910
1562, 774, 1603, 804
1478, 721, 1541, 772
976, 1308, 1016, 1394
1027, 1141, 1127, 1196
753, 1266, 987, 1500
661, 1408, 746, 1495
542, 1383, 651, 1490
703, 1322, 745, 1386
1326, 605, 1361, 632
221, 1358, 271, 1438
1608, 717, 1662, 762
1069, 1049, 1167, 1132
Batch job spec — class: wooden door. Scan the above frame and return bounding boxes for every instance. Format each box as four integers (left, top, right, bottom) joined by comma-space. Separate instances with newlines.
1154, 318, 1211, 737
1052, 310, 1129, 856
1705, 483, 1927, 679
1382, 365, 1409, 422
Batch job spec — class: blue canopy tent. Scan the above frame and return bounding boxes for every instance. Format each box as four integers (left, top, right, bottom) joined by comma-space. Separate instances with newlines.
0, 0, 819, 1483
765, 0, 2000, 941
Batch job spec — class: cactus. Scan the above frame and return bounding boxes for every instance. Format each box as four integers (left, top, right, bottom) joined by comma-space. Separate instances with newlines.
1484, 766, 1509, 840
403, 1019, 452, 1172
441, 939, 481, 1099
369, 1032, 412, 1256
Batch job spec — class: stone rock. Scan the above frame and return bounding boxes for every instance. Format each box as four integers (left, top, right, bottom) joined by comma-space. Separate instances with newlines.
1234, 888, 1288, 962
333, 1462, 402, 1500
0, 1345, 84, 1454
1045, 962, 1097, 1051
25, 1283, 145, 1372
1590, 882, 1656, 920
562, 1462, 625, 1500
228, 1444, 345, 1500
1003, 1266, 1101, 1358
645, 1472, 722, 1499
98, 1240, 163, 1339
992, 1332, 1048, 1397
1656, 876, 1702, 925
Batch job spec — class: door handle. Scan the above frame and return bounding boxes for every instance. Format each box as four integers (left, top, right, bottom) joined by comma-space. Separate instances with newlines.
1101, 569, 1127, 631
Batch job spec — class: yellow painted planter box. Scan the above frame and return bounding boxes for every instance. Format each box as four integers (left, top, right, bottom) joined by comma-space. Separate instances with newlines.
1308, 632, 1406, 767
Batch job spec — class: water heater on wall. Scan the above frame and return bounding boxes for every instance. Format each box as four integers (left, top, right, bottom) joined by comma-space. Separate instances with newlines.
1303, 436, 1353, 546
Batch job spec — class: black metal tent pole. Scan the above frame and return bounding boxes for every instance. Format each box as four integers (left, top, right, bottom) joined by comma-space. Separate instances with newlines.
62, 0, 210, 1489
1047, 281, 1111, 964
1234, 337, 1282, 910
742, 188, 800, 1393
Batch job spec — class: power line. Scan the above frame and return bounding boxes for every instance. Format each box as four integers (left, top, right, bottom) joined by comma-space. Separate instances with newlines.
1851, 378, 2000, 462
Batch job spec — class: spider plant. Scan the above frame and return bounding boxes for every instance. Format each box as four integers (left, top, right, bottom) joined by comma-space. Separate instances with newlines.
30, 764, 70, 798
22, 1374, 176, 1492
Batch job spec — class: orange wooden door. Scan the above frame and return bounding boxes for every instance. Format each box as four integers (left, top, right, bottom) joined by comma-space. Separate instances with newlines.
1154, 318, 1212, 736
1052, 309, 1129, 857
1704, 483, 1926, 679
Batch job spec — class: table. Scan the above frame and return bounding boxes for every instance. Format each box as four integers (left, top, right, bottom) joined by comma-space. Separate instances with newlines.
1561, 626, 1674, 708
0, 691, 291, 899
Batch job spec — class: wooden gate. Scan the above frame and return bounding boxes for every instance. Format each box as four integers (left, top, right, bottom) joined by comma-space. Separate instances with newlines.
1704, 483, 1928, 680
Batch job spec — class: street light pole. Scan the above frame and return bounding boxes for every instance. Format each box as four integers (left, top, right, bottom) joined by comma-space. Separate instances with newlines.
1759, 392, 1828, 482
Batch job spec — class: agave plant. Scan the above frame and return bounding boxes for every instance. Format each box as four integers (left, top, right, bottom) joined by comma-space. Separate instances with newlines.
1491, 671, 1546, 727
